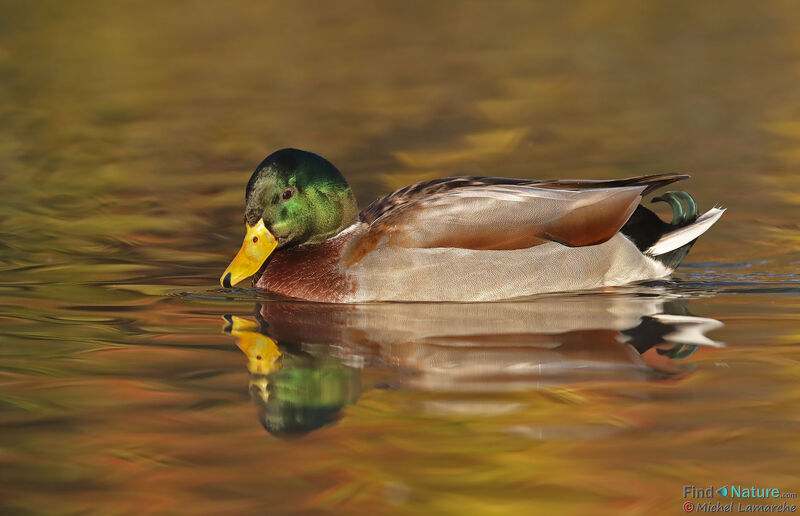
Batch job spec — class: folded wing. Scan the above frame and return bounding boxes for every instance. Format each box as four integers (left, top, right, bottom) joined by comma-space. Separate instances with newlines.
355, 174, 688, 252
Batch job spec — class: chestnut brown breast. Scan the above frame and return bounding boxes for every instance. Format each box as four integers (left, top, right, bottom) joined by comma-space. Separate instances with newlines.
254, 230, 357, 302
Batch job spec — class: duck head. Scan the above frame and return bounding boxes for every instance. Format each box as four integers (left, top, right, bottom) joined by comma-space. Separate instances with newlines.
221, 148, 358, 288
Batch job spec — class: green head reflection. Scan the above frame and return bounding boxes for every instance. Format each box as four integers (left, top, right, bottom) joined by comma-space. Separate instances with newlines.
256, 361, 360, 437
223, 315, 360, 437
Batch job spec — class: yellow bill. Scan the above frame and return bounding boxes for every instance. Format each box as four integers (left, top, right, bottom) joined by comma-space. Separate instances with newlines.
220, 218, 278, 288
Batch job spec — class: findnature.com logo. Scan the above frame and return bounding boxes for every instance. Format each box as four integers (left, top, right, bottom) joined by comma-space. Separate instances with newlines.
682, 485, 797, 513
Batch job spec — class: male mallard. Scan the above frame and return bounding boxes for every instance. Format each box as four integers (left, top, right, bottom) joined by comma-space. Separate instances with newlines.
220, 148, 724, 302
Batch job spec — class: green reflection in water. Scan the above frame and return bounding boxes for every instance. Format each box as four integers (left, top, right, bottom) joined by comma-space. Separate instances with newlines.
225, 314, 361, 437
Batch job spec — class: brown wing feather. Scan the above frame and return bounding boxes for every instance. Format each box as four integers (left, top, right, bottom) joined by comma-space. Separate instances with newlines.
359, 173, 689, 224
348, 174, 689, 259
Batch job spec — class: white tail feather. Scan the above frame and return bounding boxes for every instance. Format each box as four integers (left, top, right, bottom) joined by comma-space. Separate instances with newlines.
645, 207, 725, 256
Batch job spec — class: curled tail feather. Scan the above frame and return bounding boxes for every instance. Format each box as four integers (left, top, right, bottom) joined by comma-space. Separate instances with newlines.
646, 191, 724, 268
621, 190, 724, 269
652, 191, 697, 225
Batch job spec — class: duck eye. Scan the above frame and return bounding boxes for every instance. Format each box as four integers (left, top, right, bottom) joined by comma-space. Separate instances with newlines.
281, 188, 294, 201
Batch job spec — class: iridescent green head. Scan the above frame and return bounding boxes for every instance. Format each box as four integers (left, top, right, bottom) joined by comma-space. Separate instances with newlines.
221, 148, 358, 287
245, 148, 358, 245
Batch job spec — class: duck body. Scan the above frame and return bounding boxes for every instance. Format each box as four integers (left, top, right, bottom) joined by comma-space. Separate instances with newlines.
223, 149, 724, 303
256, 223, 670, 302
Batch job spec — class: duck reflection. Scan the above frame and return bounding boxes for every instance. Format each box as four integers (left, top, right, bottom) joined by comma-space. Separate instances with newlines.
223, 291, 723, 436
224, 315, 361, 437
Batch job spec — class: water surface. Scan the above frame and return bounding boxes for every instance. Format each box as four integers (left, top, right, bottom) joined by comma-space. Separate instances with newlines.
1, 2, 800, 514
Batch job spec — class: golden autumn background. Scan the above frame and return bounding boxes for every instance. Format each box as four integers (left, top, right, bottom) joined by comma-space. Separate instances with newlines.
1, 1, 799, 514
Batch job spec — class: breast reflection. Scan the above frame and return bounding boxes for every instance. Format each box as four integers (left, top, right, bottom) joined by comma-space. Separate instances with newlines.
223, 292, 723, 436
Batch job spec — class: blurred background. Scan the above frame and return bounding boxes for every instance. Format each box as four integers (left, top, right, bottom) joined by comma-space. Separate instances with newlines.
1, 1, 799, 514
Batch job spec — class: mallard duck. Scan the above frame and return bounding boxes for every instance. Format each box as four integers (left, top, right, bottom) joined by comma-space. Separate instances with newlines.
220, 148, 724, 302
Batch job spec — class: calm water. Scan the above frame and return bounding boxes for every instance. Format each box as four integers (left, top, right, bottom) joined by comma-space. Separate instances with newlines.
2, 2, 800, 514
